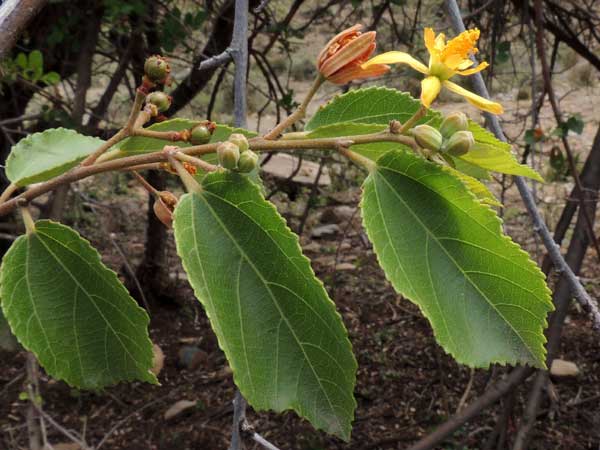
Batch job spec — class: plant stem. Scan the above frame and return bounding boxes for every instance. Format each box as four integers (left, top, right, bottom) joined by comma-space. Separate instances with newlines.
131, 128, 187, 142
263, 74, 325, 139
338, 146, 376, 172
81, 90, 146, 166
0, 182, 17, 205
166, 150, 202, 194
400, 104, 427, 134
19, 201, 35, 234
173, 152, 218, 172
0, 132, 415, 217
131, 171, 161, 197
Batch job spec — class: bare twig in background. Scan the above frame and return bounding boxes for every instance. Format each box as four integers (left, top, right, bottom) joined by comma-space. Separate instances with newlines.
0, 0, 48, 60
109, 232, 151, 315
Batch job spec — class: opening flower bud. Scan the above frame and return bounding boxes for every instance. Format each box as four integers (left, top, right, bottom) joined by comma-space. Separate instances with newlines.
440, 112, 469, 138
228, 133, 249, 152
146, 91, 172, 112
237, 150, 258, 173
410, 125, 443, 152
317, 24, 390, 85
153, 191, 178, 228
443, 130, 474, 156
144, 55, 171, 85
217, 141, 240, 170
190, 123, 214, 145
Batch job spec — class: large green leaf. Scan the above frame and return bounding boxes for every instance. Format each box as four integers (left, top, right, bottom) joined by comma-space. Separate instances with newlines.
173, 172, 356, 439
0, 221, 156, 388
361, 150, 552, 368
6, 128, 104, 186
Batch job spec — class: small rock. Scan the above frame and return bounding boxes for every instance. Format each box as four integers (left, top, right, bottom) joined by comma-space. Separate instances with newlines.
311, 224, 340, 238
151, 344, 165, 376
335, 263, 356, 271
178, 345, 208, 371
550, 359, 580, 377
51, 444, 81, 450
164, 400, 197, 420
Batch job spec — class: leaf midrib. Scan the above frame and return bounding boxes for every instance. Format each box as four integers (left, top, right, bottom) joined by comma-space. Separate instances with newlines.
194, 190, 345, 433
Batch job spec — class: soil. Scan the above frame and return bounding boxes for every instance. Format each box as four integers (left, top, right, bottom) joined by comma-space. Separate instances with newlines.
1, 86, 600, 450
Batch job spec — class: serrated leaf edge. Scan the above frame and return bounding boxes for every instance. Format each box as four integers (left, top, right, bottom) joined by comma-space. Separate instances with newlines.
360, 149, 553, 369
0, 220, 157, 389
173, 173, 357, 440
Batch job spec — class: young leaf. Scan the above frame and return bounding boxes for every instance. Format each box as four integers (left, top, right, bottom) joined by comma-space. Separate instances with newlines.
6, 128, 104, 186
361, 150, 553, 368
173, 172, 357, 439
458, 142, 544, 182
0, 221, 156, 389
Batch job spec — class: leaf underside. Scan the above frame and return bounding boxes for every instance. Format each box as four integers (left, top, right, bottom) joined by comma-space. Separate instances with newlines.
173, 172, 356, 439
361, 150, 553, 368
0, 221, 156, 389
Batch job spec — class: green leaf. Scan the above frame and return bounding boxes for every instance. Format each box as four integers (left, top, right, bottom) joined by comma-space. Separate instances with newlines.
458, 143, 544, 182
305, 87, 440, 131
566, 114, 584, 135
173, 172, 356, 439
6, 128, 104, 186
443, 166, 501, 207
0, 221, 156, 388
15, 53, 28, 70
41, 71, 61, 86
28, 50, 44, 80
361, 150, 552, 368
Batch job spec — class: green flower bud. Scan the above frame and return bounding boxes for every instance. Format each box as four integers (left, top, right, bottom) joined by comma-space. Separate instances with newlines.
237, 150, 258, 173
146, 91, 171, 112
411, 125, 443, 152
217, 141, 240, 169
443, 130, 474, 156
440, 112, 469, 138
228, 133, 249, 152
144, 55, 171, 84
190, 124, 213, 145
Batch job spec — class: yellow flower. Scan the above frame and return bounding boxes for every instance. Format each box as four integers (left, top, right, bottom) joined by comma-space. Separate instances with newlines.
362, 28, 503, 114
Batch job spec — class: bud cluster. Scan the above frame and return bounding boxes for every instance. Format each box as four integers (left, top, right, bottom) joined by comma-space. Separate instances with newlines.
217, 133, 258, 173
410, 112, 474, 157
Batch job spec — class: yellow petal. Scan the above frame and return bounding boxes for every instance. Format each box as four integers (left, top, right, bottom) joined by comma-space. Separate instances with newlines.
457, 61, 489, 76
443, 80, 504, 114
424, 28, 436, 53
362, 51, 428, 74
420, 76, 442, 108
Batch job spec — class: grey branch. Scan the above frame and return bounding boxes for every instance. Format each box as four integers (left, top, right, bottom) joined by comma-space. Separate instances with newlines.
0, 0, 47, 60
445, 0, 600, 331
229, 0, 250, 449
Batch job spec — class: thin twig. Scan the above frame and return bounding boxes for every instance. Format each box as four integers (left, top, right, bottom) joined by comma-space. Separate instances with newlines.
263, 75, 325, 139
109, 232, 151, 315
